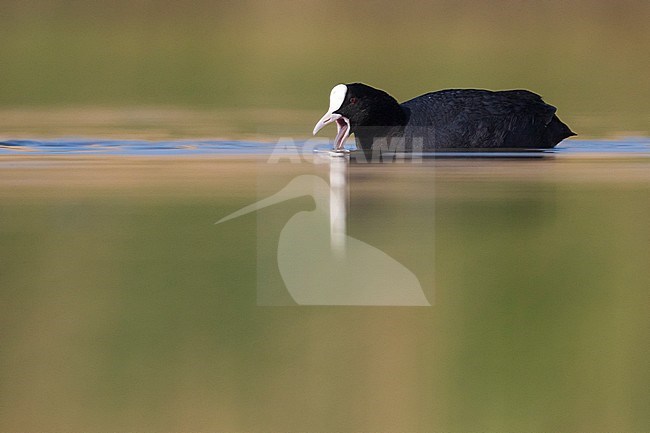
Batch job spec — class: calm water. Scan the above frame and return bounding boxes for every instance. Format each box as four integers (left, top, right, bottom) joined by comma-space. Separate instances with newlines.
1, 131, 649, 432
1, 136, 649, 155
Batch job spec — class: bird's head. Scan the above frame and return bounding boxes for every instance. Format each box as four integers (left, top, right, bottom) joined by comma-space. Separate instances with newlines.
313, 83, 406, 149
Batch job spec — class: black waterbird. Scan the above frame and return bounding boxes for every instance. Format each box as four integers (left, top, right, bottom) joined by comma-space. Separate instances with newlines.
313, 83, 575, 151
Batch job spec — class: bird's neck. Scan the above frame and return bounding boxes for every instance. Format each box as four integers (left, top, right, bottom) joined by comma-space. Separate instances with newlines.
371, 100, 408, 127
354, 104, 408, 151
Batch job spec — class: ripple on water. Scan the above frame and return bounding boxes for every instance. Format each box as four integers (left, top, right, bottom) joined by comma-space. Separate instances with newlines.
0, 137, 649, 157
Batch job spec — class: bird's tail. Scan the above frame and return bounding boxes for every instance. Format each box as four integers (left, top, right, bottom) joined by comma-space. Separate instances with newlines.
544, 114, 576, 148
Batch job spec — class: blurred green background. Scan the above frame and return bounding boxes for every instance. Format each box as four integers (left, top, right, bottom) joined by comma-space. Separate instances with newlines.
1, 0, 649, 135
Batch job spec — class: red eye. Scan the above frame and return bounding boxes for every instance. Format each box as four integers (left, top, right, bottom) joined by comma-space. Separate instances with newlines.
349, 97, 358, 104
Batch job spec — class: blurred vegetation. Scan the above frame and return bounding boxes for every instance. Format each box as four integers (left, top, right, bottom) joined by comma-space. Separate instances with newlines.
0, 0, 648, 134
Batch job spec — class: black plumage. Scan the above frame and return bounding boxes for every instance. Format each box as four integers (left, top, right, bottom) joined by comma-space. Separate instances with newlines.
319, 83, 575, 151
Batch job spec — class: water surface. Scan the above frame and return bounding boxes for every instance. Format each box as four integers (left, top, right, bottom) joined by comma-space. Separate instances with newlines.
1, 139, 649, 432
1, 136, 649, 156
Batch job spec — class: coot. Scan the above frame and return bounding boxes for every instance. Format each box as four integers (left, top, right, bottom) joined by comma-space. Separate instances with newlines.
313, 83, 575, 151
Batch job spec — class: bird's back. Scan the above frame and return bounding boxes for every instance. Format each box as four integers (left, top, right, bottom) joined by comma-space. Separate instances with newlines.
400, 89, 574, 149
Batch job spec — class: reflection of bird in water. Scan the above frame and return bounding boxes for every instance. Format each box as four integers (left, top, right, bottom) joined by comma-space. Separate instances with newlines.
217, 173, 429, 306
